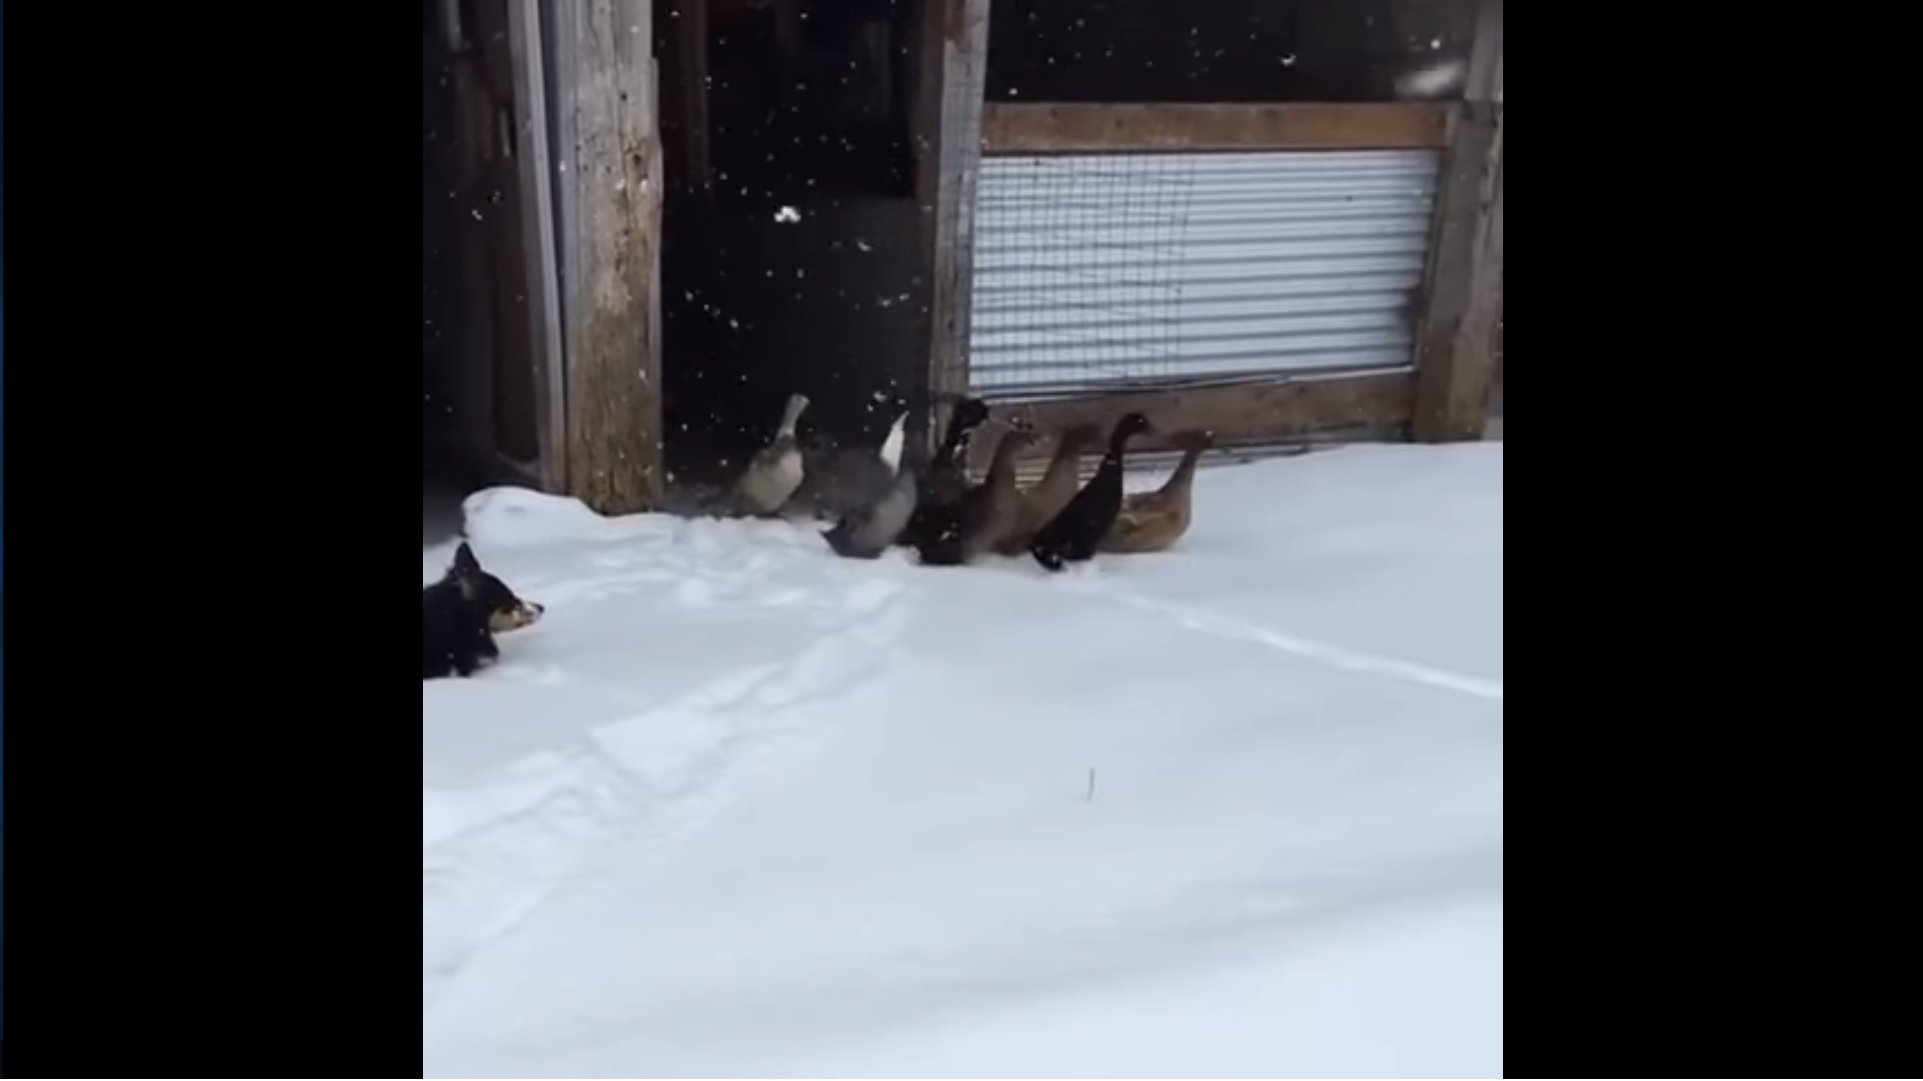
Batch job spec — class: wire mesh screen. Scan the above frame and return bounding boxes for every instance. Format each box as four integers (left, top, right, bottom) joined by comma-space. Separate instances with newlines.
969, 155, 1194, 399
965, 148, 1441, 402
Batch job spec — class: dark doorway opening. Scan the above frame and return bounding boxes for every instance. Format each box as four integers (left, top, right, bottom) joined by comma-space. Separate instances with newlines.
423, 0, 547, 542
655, 0, 928, 510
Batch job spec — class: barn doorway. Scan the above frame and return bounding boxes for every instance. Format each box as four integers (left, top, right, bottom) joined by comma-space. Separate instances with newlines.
423, 0, 557, 542
654, 0, 929, 511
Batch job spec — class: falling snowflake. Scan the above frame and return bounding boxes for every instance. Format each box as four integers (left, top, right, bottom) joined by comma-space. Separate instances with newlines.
1395, 59, 1465, 98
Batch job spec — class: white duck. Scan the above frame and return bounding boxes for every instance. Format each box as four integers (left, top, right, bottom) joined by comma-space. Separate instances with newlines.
733, 392, 810, 516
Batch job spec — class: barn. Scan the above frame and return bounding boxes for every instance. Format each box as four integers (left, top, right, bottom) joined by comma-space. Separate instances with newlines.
422, 0, 1504, 524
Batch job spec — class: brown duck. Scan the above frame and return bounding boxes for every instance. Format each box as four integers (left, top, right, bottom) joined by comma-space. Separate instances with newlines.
996, 423, 1102, 556
1100, 429, 1213, 554
916, 425, 1038, 566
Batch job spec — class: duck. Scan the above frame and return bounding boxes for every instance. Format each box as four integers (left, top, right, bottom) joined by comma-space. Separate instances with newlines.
915, 424, 1039, 566
995, 422, 1102, 555
922, 396, 992, 505
1100, 429, 1213, 554
791, 394, 910, 520
822, 410, 918, 559
878, 407, 908, 475
897, 396, 992, 547
1028, 411, 1154, 572
731, 392, 810, 516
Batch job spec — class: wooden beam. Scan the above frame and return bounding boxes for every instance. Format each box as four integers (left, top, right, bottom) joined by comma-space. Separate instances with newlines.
446, 55, 500, 470
668, 0, 713, 190
910, 0, 992, 457
962, 372, 1414, 474
1412, 0, 1504, 442
1463, 0, 1504, 106
438, 0, 465, 52
982, 102, 1448, 156
506, 0, 568, 492
548, 0, 582, 472
557, 0, 666, 513
676, 0, 707, 189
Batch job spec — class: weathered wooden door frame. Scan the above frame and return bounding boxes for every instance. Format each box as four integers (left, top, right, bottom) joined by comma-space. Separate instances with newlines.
1410, 0, 1503, 441
908, 0, 992, 462
436, 0, 568, 492
542, 0, 667, 515
505, 0, 568, 492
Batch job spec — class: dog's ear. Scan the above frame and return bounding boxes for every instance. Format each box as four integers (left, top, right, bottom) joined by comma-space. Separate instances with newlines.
452, 542, 482, 577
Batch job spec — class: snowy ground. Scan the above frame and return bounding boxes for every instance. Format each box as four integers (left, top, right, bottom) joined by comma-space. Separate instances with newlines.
422, 443, 1504, 1078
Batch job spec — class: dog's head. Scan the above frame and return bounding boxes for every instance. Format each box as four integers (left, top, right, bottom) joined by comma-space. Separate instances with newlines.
446, 542, 545, 633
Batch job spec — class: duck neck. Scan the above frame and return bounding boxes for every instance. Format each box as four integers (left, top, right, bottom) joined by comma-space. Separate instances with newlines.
936, 418, 977, 468
878, 414, 907, 474
777, 395, 808, 438
1044, 435, 1085, 478
987, 435, 1025, 486
1162, 446, 1203, 493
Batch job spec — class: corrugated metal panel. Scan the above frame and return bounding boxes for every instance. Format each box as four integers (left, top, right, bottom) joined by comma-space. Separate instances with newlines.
969, 149, 1440, 399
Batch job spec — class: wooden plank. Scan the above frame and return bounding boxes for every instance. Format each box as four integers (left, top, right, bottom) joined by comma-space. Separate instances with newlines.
1463, 0, 1504, 105
1411, 0, 1504, 442
492, 453, 545, 491
962, 372, 1414, 474
506, 0, 568, 491
447, 56, 500, 469
557, 0, 666, 513
673, 0, 712, 189
547, 0, 582, 465
438, 0, 465, 52
910, 0, 993, 457
982, 102, 1448, 155
466, 0, 541, 465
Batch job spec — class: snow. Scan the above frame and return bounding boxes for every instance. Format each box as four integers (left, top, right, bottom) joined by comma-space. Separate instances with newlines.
1395, 59, 1467, 98
423, 443, 1504, 1078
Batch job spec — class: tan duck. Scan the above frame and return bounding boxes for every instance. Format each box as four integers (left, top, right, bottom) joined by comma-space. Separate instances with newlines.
996, 423, 1102, 555
1100, 429, 1213, 554
915, 424, 1038, 566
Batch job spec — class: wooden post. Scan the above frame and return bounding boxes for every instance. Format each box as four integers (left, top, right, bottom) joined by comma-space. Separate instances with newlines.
554, 0, 666, 513
980, 102, 1448, 154
1411, 0, 1504, 442
547, 0, 582, 464
444, 24, 501, 471
909, 0, 991, 457
506, 0, 568, 492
